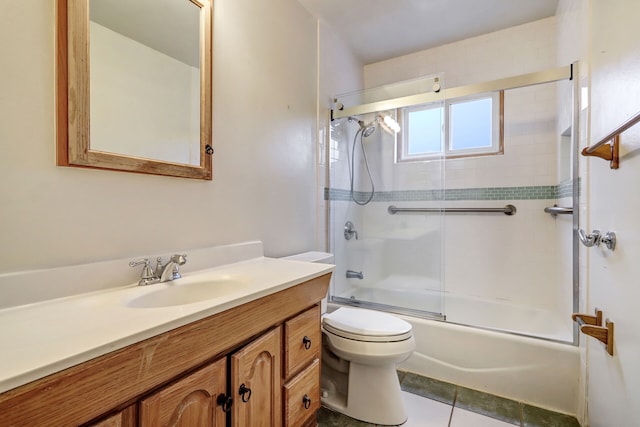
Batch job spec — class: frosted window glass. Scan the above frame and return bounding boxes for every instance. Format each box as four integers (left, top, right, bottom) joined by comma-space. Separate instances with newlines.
407, 108, 443, 154
450, 98, 492, 150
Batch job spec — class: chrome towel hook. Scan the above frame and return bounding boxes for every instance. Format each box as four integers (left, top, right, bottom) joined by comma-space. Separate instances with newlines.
579, 229, 616, 251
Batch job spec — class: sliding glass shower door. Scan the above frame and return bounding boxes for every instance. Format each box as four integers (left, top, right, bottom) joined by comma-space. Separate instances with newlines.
327, 74, 447, 319
326, 66, 579, 343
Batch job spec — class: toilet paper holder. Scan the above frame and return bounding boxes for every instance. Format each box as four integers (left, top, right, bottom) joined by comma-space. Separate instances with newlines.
572, 308, 614, 356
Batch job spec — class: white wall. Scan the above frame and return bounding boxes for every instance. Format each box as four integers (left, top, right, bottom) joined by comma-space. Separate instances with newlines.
316, 20, 364, 299
0, 0, 318, 276
586, 0, 640, 425
317, 21, 364, 252
365, 18, 557, 91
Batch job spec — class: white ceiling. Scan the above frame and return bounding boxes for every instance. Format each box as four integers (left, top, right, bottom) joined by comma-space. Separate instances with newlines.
298, 0, 559, 64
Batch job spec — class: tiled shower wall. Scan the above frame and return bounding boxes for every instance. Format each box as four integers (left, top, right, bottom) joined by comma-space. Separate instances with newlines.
327, 17, 576, 330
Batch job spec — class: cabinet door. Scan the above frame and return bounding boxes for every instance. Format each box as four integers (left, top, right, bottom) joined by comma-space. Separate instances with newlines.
139, 357, 227, 427
89, 405, 136, 427
231, 327, 282, 427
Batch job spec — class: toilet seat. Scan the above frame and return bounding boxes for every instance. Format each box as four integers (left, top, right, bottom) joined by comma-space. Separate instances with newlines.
323, 307, 413, 342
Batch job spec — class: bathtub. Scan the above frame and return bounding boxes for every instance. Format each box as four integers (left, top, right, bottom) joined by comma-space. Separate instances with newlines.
327, 300, 580, 416
336, 282, 574, 342
398, 314, 580, 415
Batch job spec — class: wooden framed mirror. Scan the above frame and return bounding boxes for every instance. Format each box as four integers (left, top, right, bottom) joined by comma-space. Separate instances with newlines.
56, 0, 213, 180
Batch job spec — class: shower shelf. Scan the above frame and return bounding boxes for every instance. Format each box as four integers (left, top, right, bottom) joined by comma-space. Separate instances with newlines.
572, 309, 614, 355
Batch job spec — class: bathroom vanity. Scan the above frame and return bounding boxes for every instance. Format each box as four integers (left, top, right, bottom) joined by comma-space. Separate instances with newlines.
0, 254, 331, 427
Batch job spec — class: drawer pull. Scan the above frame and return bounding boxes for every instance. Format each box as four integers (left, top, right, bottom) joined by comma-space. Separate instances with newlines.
238, 383, 252, 403
302, 336, 312, 350
216, 394, 233, 412
302, 394, 311, 410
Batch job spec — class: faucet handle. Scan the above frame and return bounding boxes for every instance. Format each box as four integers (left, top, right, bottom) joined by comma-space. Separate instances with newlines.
129, 258, 157, 286
154, 257, 164, 278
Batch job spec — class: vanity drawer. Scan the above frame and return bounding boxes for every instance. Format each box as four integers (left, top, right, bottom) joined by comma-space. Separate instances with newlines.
283, 358, 320, 427
284, 305, 320, 378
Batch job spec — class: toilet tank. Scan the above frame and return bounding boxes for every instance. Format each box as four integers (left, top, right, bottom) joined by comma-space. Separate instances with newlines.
283, 251, 334, 313
283, 251, 334, 264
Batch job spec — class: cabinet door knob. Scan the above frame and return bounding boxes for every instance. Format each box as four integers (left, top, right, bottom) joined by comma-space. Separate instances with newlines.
302, 394, 311, 410
216, 394, 233, 412
302, 335, 312, 350
238, 383, 252, 403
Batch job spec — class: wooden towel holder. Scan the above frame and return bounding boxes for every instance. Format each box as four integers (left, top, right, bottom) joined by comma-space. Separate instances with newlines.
572, 308, 614, 356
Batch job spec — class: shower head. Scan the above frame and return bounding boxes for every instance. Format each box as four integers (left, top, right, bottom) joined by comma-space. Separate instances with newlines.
348, 116, 377, 137
361, 122, 376, 137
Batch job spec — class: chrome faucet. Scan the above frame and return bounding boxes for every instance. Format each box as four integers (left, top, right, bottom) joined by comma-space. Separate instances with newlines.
158, 254, 187, 282
346, 270, 364, 280
130, 254, 187, 286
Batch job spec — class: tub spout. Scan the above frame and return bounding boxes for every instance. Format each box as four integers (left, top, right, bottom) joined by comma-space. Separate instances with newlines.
346, 270, 364, 280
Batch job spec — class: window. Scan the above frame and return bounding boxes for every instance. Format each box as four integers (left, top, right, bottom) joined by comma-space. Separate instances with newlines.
397, 91, 503, 162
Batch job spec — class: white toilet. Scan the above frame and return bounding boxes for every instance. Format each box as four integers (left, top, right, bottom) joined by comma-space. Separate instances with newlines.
283, 252, 415, 426
321, 307, 415, 425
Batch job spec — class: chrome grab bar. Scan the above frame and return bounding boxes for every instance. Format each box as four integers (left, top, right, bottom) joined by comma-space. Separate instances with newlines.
544, 206, 574, 217
388, 204, 516, 216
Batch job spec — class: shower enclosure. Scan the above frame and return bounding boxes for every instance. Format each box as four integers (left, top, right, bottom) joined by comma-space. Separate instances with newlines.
327, 65, 579, 343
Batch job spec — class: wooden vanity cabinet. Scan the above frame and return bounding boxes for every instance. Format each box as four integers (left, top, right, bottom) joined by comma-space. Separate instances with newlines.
90, 405, 137, 427
231, 327, 282, 427
138, 357, 227, 427
282, 305, 321, 427
0, 274, 330, 427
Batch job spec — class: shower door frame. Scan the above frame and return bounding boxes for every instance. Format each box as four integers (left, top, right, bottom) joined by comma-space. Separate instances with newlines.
327, 63, 580, 345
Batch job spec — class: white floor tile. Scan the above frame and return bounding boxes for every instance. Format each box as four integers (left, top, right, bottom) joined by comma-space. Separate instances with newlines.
401, 391, 452, 427
449, 408, 517, 427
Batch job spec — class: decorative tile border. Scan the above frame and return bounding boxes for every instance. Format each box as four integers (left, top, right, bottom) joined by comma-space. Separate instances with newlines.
557, 178, 579, 199
325, 179, 580, 203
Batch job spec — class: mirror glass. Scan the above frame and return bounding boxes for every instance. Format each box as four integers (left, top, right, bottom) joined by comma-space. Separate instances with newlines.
89, 0, 201, 166
57, 0, 212, 180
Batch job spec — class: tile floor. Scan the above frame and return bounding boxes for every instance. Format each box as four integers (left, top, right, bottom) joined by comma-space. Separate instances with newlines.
317, 371, 581, 427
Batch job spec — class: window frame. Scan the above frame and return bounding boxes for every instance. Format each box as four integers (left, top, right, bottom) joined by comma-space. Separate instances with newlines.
396, 90, 504, 162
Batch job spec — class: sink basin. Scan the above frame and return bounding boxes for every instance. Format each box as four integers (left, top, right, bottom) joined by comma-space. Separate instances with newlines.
126, 277, 248, 308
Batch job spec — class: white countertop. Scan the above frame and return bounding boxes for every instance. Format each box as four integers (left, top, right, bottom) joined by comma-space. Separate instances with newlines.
0, 256, 333, 394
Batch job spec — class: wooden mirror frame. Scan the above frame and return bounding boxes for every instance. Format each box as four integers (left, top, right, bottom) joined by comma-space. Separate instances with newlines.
56, 0, 213, 180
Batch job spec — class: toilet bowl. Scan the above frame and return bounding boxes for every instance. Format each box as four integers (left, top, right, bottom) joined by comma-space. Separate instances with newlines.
282, 252, 414, 425
321, 307, 415, 425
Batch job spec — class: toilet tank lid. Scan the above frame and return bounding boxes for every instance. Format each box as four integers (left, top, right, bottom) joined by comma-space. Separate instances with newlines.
283, 251, 334, 263
323, 307, 412, 336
